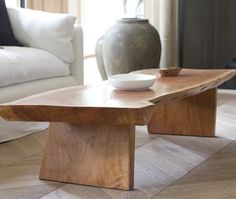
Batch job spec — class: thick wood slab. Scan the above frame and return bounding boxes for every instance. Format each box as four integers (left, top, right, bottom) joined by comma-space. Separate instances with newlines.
40, 122, 135, 190
0, 105, 153, 125
0, 69, 235, 125
148, 88, 217, 136
1, 69, 234, 191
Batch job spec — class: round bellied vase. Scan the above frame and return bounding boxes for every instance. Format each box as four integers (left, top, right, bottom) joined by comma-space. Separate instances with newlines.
95, 18, 162, 80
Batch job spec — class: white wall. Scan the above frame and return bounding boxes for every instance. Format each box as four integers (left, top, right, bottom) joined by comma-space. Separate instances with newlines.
68, 0, 145, 56
5, 0, 19, 7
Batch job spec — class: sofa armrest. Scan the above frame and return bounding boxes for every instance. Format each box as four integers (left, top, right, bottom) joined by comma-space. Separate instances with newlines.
71, 25, 84, 85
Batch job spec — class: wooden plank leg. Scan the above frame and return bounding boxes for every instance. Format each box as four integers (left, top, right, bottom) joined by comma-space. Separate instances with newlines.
39, 122, 135, 190
147, 88, 217, 137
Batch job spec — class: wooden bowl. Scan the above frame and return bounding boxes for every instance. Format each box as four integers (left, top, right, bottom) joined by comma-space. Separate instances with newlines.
159, 67, 182, 77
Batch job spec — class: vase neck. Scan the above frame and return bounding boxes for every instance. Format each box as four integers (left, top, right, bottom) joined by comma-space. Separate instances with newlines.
117, 18, 148, 24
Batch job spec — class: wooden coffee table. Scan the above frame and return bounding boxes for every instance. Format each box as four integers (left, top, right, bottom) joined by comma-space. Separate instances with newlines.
0, 69, 235, 190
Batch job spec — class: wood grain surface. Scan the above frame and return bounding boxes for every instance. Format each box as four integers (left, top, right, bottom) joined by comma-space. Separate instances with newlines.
148, 88, 217, 136
155, 140, 236, 199
0, 69, 235, 125
0, 89, 234, 198
0, 69, 235, 190
40, 122, 135, 190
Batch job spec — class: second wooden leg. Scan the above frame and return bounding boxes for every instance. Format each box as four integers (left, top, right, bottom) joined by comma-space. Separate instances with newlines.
40, 122, 135, 190
148, 88, 217, 137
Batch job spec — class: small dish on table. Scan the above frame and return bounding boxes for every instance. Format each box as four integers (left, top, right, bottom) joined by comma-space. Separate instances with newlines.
108, 74, 157, 90
159, 67, 182, 77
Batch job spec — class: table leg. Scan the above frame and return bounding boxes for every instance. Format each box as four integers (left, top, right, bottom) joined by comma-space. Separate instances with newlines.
40, 122, 135, 190
148, 88, 217, 137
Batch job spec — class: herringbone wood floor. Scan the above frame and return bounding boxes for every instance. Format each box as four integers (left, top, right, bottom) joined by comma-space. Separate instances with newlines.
0, 89, 235, 199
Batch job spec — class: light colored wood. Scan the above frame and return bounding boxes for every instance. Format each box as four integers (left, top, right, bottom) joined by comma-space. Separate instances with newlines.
0, 90, 234, 199
39, 122, 135, 190
158, 134, 230, 160
0, 69, 235, 191
155, 140, 236, 199
103, 188, 150, 199
26, 0, 68, 13
216, 95, 236, 139
0, 69, 235, 125
0, 105, 153, 125
217, 89, 236, 106
135, 125, 158, 148
158, 67, 182, 77
0, 131, 45, 168
0, 152, 63, 199
148, 88, 217, 136
41, 184, 113, 199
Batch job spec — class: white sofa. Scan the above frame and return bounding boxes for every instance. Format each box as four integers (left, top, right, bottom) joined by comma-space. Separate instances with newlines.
0, 7, 83, 103
0, 8, 83, 143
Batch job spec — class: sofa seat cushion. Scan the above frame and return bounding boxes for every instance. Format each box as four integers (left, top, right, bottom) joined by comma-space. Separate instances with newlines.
0, 47, 70, 87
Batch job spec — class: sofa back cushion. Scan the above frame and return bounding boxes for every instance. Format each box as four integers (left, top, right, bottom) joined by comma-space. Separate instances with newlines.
7, 8, 75, 63
0, 0, 21, 46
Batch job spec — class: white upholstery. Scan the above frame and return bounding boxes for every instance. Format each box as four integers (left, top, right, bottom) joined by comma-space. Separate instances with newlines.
70, 24, 84, 82
0, 8, 83, 103
0, 8, 83, 143
0, 76, 78, 103
0, 47, 70, 87
8, 7, 75, 63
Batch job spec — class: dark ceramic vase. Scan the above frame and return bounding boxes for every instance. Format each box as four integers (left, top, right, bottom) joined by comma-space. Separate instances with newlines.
95, 18, 161, 80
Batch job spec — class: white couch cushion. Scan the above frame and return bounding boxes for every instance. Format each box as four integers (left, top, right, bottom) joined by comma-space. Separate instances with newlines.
0, 47, 70, 87
7, 7, 75, 63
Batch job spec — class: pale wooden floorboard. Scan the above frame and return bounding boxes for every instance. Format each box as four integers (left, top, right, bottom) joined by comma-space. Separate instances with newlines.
217, 93, 236, 140
135, 126, 159, 148
134, 136, 230, 198
157, 135, 230, 160
103, 188, 150, 199
155, 140, 236, 199
0, 153, 63, 199
217, 107, 236, 128
0, 132, 45, 168
0, 90, 235, 199
217, 89, 236, 106
41, 184, 113, 199
216, 119, 236, 140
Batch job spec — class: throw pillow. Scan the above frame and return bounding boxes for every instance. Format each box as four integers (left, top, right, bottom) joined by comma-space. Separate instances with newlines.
0, 0, 21, 46
8, 8, 75, 63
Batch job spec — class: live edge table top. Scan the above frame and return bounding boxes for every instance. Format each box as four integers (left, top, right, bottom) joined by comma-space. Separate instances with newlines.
1, 68, 236, 191
0, 69, 235, 125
